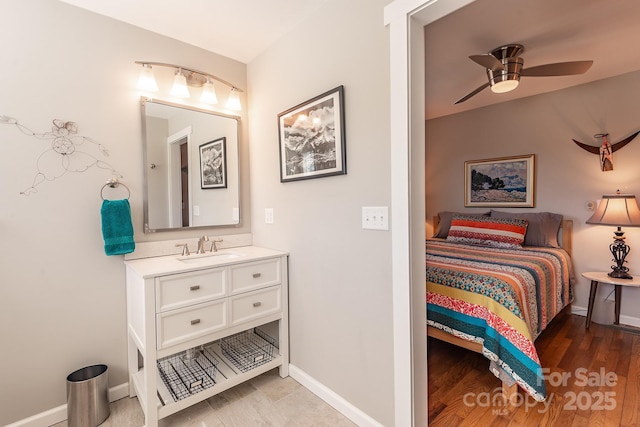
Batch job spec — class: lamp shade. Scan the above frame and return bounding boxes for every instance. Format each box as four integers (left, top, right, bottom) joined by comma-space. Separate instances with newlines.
170, 70, 190, 98
200, 79, 218, 104
137, 64, 158, 92
586, 194, 640, 226
226, 88, 242, 111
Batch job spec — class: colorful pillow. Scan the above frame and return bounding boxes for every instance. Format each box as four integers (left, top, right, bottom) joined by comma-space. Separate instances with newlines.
490, 210, 563, 248
433, 211, 490, 238
446, 214, 528, 248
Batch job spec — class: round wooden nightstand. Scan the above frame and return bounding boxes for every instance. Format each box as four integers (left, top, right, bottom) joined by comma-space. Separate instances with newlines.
582, 271, 640, 329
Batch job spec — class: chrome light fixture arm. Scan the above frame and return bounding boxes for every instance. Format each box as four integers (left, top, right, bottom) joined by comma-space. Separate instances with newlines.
134, 61, 243, 92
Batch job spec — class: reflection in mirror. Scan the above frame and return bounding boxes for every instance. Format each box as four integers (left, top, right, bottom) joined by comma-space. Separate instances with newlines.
141, 98, 240, 232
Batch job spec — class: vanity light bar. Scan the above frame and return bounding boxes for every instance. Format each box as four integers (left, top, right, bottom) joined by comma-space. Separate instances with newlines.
135, 61, 243, 110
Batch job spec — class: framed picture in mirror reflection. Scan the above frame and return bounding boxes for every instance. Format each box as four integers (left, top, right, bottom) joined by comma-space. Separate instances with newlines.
199, 137, 227, 189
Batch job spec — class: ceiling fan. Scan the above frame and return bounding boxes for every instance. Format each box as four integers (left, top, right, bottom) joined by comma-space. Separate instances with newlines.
455, 44, 593, 104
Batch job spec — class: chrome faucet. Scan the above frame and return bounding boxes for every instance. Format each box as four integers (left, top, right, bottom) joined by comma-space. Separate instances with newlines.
197, 235, 209, 254
175, 243, 190, 256
212, 238, 223, 252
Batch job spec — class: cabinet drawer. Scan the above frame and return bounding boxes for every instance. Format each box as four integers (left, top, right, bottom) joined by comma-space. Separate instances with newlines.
156, 268, 226, 312
229, 258, 281, 295
157, 300, 227, 349
230, 286, 281, 326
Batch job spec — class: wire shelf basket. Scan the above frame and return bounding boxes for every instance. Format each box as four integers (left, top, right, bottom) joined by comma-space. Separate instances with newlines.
157, 346, 219, 402
220, 328, 277, 373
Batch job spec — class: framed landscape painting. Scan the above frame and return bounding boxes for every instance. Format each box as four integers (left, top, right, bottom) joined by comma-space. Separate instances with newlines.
464, 154, 535, 207
278, 85, 346, 182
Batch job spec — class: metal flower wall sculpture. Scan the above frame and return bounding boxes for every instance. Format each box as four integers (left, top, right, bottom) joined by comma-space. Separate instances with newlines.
1, 115, 122, 195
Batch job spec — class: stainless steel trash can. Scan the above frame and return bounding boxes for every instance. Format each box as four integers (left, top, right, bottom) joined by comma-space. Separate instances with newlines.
66, 364, 110, 427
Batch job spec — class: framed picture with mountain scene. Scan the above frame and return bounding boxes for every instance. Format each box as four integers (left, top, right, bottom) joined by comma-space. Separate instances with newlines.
278, 85, 346, 182
199, 137, 227, 189
464, 154, 535, 207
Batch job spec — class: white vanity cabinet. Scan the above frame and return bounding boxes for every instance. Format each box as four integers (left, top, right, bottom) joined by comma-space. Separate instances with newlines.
124, 246, 288, 426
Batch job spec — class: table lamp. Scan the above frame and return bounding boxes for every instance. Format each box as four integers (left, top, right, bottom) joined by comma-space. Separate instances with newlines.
586, 191, 640, 279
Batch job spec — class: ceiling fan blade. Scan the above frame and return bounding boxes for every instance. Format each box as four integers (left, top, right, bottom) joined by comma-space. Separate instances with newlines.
521, 60, 593, 77
469, 54, 504, 72
454, 82, 491, 104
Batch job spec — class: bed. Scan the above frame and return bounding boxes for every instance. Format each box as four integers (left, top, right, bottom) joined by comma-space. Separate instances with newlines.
426, 212, 574, 402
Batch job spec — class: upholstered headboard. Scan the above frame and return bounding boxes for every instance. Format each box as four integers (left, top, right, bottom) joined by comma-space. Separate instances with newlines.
432, 215, 573, 256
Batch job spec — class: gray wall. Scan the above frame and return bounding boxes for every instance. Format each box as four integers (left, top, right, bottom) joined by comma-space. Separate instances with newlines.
0, 0, 397, 425
0, 1, 249, 424
426, 69, 640, 326
247, 0, 395, 424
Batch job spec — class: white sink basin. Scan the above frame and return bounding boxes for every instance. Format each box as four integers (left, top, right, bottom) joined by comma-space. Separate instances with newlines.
177, 252, 242, 263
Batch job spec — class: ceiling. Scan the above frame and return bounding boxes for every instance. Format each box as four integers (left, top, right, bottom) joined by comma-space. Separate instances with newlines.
59, 0, 640, 120
425, 0, 640, 119
58, 0, 330, 64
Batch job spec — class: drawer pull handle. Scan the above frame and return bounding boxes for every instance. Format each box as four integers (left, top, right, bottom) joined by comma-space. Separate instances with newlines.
190, 319, 201, 325
253, 302, 262, 308
190, 285, 200, 291
252, 273, 262, 278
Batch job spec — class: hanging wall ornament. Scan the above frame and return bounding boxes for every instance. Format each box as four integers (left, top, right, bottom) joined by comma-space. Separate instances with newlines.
0, 115, 122, 195
572, 130, 639, 171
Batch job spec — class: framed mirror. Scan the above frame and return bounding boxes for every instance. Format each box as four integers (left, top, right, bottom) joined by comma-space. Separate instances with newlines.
141, 98, 240, 232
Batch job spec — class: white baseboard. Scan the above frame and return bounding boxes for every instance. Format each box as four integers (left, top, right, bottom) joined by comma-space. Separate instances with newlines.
288, 364, 383, 427
6, 383, 129, 427
13, 370, 381, 427
571, 305, 587, 317
572, 305, 640, 328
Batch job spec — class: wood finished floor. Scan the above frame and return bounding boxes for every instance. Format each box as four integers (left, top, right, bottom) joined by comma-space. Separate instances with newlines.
428, 311, 640, 426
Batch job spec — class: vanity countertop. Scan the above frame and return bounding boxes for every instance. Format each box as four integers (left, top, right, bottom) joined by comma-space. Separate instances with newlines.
125, 245, 288, 278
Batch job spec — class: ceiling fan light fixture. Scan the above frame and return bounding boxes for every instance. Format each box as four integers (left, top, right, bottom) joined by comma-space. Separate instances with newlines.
456, 43, 593, 104
491, 78, 520, 93
487, 57, 523, 94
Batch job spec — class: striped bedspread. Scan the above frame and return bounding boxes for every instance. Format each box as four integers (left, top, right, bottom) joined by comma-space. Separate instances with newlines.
426, 239, 573, 401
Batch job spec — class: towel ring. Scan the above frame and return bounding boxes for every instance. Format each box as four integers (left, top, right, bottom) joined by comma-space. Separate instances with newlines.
101, 178, 131, 200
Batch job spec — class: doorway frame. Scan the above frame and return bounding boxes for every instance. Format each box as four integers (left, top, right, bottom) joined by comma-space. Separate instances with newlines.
166, 126, 192, 228
384, 0, 477, 425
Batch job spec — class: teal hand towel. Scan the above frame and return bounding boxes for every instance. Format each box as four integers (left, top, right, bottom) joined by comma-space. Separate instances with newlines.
101, 199, 135, 255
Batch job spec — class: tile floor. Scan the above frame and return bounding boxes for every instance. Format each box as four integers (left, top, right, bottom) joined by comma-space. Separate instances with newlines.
53, 369, 356, 426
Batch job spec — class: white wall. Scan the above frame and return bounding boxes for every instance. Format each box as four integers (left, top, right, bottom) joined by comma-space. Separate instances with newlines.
247, 0, 395, 425
0, 1, 249, 424
426, 70, 640, 326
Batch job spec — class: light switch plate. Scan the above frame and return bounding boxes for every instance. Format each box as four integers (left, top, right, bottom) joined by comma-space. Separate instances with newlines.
362, 206, 389, 230
265, 208, 274, 224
